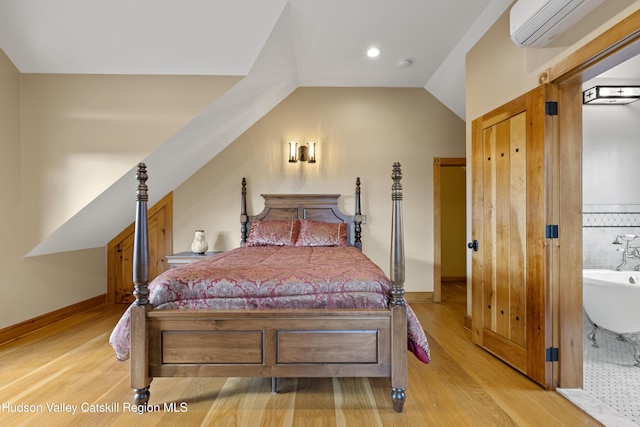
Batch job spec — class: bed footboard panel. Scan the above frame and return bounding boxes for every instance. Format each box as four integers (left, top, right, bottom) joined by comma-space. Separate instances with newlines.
161, 330, 264, 364
146, 309, 392, 378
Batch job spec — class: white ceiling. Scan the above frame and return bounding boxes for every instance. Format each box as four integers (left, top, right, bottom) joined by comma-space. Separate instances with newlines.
0, 0, 288, 75
0, 0, 512, 119
2, 0, 519, 256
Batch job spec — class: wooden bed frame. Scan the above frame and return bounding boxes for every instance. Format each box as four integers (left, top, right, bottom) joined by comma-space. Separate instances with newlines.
130, 162, 408, 412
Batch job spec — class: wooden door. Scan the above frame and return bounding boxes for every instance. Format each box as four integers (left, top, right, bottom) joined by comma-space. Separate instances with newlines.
107, 192, 173, 304
470, 85, 555, 388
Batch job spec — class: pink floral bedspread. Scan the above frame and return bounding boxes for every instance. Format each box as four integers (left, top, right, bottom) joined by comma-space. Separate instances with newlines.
109, 246, 430, 364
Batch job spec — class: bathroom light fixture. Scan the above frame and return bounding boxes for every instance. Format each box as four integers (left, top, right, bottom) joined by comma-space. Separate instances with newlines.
288, 141, 316, 163
583, 86, 640, 105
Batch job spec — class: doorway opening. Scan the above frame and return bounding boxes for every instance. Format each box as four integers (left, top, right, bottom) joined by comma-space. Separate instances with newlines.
433, 157, 466, 303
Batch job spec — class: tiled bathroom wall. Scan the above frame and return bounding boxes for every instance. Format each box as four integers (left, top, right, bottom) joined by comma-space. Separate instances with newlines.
583, 204, 640, 271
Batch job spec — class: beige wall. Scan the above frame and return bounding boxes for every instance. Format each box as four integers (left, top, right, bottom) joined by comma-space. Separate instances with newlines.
465, 2, 640, 312
0, 47, 241, 328
20, 73, 240, 253
173, 87, 466, 293
0, 50, 106, 328
467, 2, 640, 124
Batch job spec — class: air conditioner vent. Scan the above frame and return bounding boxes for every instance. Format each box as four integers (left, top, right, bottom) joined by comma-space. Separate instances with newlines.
510, 0, 603, 48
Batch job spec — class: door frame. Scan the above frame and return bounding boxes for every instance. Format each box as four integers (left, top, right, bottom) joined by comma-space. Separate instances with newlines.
546, 9, 640, 388
433, 157, 466, 303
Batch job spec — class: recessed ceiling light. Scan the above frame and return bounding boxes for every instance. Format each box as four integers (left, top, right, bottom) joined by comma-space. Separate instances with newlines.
367, 47, 381, 58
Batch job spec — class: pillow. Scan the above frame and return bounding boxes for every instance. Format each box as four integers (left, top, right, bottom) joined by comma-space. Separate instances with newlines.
295, 220, 348, 247
246, 220, 300, 246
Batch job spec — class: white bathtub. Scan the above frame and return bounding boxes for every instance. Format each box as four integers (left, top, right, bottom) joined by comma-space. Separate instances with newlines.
583, 269, 640, 366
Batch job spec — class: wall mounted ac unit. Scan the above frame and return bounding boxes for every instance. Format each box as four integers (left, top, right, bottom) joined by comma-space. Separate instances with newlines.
510, 0, 603, 48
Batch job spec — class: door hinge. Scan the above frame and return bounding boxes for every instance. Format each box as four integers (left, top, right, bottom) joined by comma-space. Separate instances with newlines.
545, 101, 558, 116
546, 347, 559, 362
546, 224, 559, 239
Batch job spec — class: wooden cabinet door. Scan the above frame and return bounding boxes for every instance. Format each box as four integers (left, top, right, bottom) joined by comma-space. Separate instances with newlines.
470, 85, 554, 388
110, 231, 135, 303
107, 192, 173, 304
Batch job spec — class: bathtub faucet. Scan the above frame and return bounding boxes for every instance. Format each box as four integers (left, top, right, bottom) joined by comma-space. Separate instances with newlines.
613, 234, 640, 270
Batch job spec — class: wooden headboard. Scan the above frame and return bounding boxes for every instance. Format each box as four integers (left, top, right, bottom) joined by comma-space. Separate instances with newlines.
240, 178, 364, 249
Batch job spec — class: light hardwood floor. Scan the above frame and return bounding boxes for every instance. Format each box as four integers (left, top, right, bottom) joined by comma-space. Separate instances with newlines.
0, 283, 601, 426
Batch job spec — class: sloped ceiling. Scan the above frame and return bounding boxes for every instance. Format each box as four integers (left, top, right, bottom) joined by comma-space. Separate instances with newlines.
0, 0, 510, 113
0, 0, 513, 256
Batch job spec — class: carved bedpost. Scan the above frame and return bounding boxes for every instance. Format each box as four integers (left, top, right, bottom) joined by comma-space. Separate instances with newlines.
354, 177, 363, 250
131, 162, 151, 408
390, 162, 406, 306
133, 163, 150, 306
389, 162, 407, 413
240, 178, 249, 245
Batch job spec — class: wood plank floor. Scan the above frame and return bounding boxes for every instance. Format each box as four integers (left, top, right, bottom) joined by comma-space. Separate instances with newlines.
0, 283, 601, 426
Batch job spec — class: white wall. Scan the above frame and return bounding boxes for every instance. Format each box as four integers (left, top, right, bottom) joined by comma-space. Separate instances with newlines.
582, 84, 640, 270
583, 98, 640, 205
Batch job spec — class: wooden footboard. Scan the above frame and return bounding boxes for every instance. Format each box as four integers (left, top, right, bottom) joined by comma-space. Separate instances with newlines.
130, 163, 407, 412
144, 309, 393, 377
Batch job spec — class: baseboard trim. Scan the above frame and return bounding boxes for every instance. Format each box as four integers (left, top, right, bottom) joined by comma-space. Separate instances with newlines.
0, 294, 106, 345
405, 292, 434, 303
464, 314, 472, 331
442, 276, 466, 283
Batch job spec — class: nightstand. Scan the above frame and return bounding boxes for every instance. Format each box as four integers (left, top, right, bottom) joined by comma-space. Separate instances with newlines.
166, 251, 221, 268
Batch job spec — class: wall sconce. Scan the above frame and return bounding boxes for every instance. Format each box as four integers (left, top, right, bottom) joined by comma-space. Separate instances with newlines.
583, 86, 640, 105
288, 141, 316, 163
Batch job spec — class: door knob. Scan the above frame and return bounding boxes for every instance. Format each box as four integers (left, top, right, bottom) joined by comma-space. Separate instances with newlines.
467, 240, 478, 251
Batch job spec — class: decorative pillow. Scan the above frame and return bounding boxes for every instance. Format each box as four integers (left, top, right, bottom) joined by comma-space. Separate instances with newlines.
246, 220, 300, 246
295, 220, 348, 247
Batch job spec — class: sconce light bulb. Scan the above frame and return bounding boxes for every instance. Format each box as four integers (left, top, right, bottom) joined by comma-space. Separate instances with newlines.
289, 141, 298, 162
308, 142, 316, 163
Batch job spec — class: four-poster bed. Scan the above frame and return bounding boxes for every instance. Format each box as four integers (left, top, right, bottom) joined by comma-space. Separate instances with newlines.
109, 162, 429, 413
